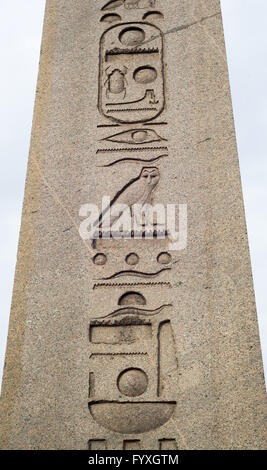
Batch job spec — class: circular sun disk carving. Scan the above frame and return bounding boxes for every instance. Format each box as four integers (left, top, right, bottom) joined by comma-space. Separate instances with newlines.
119, 27, 145, 46
157, 252, 172, 265
125, 252, 139, 265
93, 253, 107, 265
133, 66, 157, 84
118, 368, 148, 397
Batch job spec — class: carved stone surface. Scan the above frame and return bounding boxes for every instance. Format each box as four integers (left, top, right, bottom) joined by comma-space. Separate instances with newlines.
0, 0, 266, 450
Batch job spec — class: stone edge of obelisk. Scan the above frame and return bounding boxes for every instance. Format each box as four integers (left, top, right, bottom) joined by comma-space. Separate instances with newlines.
0, 0, 55, 449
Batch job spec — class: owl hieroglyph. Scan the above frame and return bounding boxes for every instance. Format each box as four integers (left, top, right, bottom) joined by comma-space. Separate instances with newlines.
95, 167, 160, 231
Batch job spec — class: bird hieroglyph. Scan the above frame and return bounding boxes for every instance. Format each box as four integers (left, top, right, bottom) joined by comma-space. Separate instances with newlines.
95, 167, 160, 231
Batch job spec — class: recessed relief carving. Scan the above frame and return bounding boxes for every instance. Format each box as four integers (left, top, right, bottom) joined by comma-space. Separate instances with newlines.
97, 146, 167, 153
100, 13, 122, 23
99, 267, 171, 280
94, 167, 160, 232
89, 304, 178, 434
119, 27, 145, 46
99, 23, 164, 123
123, 440, 141, 450
89, 372, 95, 398
107, 106, 159, 113
97, 154, 168, 167
88, 439, 107, 450
102, 128, 166, 145
93, 281, 172, 289
125, 253, 140, 265
143, 121, 168, 125
102, 0, 124, 10
91, 352, 148, 357
157, 321, 178, 397
90, 324, 152, 344
118, 291, 146, 305
104, 87, 160, 110
89, 402, 176, 434
159, 439, 178, 450
94, 304, 172, 321
157, 252, 172, 265
106, 47, 159, 61
102, 0, 157, 11
126, 0, 156, 7
105, 66, 128, 99
90, 0, 177, 443
133, 66, 157, 84
143, 11, 164, 21
93, 253, 107, 265
117, 368, 148, 396
98, 267, 171, 280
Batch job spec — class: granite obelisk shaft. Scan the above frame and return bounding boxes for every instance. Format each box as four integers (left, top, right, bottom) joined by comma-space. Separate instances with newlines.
0, 0, 266, 449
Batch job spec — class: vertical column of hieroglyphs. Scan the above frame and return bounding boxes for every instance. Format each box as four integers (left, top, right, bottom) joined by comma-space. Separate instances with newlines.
88, 0, 179, 451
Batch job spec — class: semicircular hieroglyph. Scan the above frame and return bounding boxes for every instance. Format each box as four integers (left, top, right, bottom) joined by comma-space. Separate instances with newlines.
143, 11, 164, 21
100, 13, 122, 23
89, 401, 176, 434
118, 291, 146, 305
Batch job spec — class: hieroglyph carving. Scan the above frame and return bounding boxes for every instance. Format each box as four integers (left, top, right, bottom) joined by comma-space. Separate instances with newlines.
99, 23, 165, 123
102, 1, 157, 12
93, 167, 160, 232
102, 128, 167, 144
88, 302, 178, 434
88, 1, 177, 444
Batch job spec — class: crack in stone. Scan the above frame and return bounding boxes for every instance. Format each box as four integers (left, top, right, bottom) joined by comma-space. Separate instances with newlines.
140, 12, 221, 46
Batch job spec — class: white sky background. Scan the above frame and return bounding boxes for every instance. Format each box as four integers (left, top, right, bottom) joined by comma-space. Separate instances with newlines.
0, 0, 266, 387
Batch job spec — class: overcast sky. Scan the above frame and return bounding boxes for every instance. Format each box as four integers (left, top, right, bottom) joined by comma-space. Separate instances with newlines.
0, 0, 266, 387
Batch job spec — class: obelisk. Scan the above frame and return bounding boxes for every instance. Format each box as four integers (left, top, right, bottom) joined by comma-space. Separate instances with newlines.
0, 0, 266, 450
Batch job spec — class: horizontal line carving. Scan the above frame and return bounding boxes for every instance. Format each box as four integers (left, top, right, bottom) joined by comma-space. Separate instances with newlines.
97, 146, 168, 153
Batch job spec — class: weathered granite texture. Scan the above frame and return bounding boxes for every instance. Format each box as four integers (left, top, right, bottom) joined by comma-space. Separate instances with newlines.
0, 0, 266, 449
